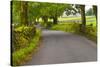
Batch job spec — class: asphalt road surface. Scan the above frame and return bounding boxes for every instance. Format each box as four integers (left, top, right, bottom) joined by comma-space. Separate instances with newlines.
25, 30, 97, 66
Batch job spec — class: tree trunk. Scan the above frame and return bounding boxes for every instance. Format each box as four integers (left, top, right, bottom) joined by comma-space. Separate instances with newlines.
42, 16, 48, 28
93, 5, 97, 21
21, 1, 28, 26
80, 5, 86, 33
53, 16, 58, 24
42, 16, 48, 23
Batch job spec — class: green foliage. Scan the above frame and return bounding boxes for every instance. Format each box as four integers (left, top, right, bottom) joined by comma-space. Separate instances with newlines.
51, 16, 97, 42
12, 1, 75, 26
12, 1, 29, 26
28, 2, 41, 22
51, 22, 97, 42
65, 4, 78, 16
85, 25, 97, 42
12, 26, 36, 52
12, 29, 41, 66
48, 3, 68, 17
12, 1, 21, 25
51, 23, 80, 33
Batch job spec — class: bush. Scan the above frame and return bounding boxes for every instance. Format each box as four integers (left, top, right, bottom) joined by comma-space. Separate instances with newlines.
50, 23, 97, 42
51, 22, 80, 33
12, 26, 36, 52
85, 25, 97, 42
12, 29, 41, 66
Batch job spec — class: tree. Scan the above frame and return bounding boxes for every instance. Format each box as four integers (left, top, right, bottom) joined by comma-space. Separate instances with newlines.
28, 2, 41, 25
49, 3, 70, 24
40, 3, 50, 23
49, 4, 58, 24
12, 1, 21, 26
12, 1, 29, 26
93, 5, 97, 21
27, 2, 73, 25
75, 5, 86, 32
20, 1, 28, 26
80, 5, 86, 33
65, 4, 78, 16
53, 4, 67, 24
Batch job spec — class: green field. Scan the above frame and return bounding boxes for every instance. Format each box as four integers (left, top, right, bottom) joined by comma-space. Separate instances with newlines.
39, 16, 96, 26
58, 16, 94, 20
59, 16, 96, 25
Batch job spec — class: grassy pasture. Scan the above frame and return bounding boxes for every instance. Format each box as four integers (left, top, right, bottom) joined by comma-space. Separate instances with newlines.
58, 16, 95, 20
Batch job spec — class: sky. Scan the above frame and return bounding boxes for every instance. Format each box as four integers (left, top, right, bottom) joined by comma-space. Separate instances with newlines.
62, 5, 93, 17
85, 5, 92, 11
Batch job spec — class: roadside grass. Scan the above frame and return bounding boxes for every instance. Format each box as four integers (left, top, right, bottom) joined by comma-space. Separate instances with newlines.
85, 26, 97, 42
51, 22, 80, 33
86, 21, 96, 26
50, 16, 97, 42
12, 29, 41, 66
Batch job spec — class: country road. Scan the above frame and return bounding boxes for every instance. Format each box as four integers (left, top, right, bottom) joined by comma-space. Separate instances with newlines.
25, 30, 97, 65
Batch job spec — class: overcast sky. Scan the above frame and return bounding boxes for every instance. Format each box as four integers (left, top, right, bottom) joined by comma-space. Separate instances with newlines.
62, 5, 93, 17
85, 5, 92, 11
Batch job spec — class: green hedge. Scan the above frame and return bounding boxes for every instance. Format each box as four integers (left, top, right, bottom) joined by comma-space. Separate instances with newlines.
51, 23, 97, 42
12, 26, 36, 52
51, 23, 97, 34
85, 26, 97, 42
12, 28, 41, 66
51, 23, 80, 33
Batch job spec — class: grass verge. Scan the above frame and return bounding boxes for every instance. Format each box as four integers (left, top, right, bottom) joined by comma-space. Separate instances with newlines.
50, 23, 97, 43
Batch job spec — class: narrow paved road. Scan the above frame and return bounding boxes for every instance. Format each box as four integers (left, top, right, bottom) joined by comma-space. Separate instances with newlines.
25, 30, 97, 65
